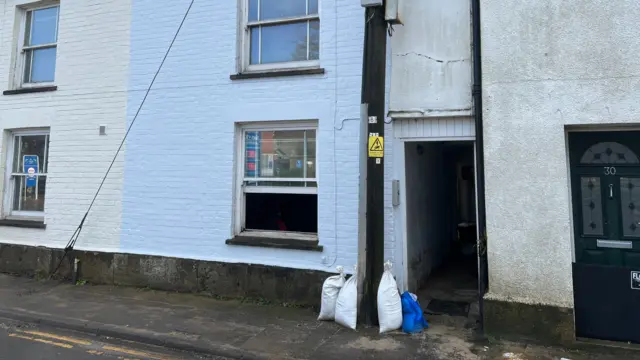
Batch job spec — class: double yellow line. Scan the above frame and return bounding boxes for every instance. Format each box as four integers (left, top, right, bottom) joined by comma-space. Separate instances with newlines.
8, 330, 173, 359
9, 330, 84, 349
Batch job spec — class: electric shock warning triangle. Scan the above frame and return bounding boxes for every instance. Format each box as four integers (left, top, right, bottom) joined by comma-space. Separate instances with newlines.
370, 138, 383, 151
368, 136, 384, 157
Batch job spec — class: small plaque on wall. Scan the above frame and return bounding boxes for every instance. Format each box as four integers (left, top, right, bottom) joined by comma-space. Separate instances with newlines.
631, 271, 640, 290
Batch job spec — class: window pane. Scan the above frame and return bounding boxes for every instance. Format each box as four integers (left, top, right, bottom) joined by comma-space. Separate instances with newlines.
244, 181, 317, 187
29, 7, 58, 46
260, 0, 306, 20
248, 0, 258, 21
24, 11, 32, 46
12, 135, 21, 173
12, 175, 46, 212
620, 178, 640, 238
29, 47, 57, 83
12, 135, 47, 174
309, 20, 319, 60
581, 177, 603, 236
43, 135, 49, 173
306, 130, 316, 178
250, 27, 260, 65
308, 0, 318, 15
245, 193, 317, 233
260, 23, 308, 64
244, 130, 316, 179
580, 141, 640, 164
23, 50, 33, 83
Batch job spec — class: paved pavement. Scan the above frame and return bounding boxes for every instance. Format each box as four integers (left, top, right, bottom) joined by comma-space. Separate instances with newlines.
0, 274, 638, 360
0, 274, 433, 359
0, 319, 223, 360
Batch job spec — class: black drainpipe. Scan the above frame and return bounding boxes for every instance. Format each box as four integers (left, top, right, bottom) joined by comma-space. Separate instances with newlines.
472, 0, 488, 333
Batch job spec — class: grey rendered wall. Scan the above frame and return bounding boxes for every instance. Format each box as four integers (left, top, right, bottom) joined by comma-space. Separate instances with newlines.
389, 0, 472, 118
481, 0, 640, 307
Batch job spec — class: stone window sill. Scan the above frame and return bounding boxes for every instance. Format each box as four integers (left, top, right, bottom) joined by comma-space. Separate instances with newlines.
0, 218, 46, 229
3, 86, 57, 95
226, 234, 323, 252
230, 67, 325, 80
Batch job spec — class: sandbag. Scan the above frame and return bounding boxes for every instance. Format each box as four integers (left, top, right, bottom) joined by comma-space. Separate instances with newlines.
401, 291, 428, 334
335, 265, 358, 330
317, 266, 346, 321
377, 261, 403, 333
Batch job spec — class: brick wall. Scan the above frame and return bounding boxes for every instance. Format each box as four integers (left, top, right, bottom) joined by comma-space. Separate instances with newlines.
0, 0, 130, 252
0, 0, 401, 277
121, 0, 367, 272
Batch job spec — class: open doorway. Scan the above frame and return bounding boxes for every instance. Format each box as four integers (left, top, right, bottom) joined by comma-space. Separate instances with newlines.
404, 141, 478, 320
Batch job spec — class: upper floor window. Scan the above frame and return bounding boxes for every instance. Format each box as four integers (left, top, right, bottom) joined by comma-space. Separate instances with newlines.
243, 0, 319, 72
18, 4, 59, 87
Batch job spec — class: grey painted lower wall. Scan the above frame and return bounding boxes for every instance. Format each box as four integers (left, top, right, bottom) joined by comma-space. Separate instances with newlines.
483, 298, 575, 346
0, 243, 329, 306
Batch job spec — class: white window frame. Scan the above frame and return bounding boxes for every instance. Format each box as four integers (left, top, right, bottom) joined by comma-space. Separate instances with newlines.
13, 1, 60, 89
2, 129, 50, 220
238, 0, 320, 73
234, 121, 319, 240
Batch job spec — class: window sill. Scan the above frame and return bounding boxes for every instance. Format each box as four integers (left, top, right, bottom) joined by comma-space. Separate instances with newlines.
3, 86, 57, 95
0, 218, 46, 229
226, 233, 323, 252
230, 67, 325, 80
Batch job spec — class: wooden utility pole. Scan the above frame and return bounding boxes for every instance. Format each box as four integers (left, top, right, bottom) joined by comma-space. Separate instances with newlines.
358, 2, 387, 326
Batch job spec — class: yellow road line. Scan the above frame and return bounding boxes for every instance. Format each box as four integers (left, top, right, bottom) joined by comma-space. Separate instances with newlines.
8, 334, 35, 341
102, 345, 168, 360
10, 329, 172, 359
18, 330, 92, 346
8, 333, 73, 349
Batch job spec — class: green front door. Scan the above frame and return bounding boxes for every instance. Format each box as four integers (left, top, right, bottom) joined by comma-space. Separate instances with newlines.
569, 131, 640, 343
570, 132, 640, 266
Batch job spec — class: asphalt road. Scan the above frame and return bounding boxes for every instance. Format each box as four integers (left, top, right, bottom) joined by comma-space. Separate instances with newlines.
0, 330, 103, 360
0, 320, 226, 360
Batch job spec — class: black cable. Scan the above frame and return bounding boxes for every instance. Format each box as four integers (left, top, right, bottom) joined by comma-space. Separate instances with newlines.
50, 0, 196, 279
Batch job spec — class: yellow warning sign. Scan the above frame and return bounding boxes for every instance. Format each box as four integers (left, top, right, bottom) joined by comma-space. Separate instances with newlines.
368, 136, 384, 158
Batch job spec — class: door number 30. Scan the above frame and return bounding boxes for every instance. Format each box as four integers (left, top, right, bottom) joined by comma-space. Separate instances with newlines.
604, 166, 617, 175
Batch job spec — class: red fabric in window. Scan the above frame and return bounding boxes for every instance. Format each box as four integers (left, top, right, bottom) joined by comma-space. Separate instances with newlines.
277, 219, 287, 231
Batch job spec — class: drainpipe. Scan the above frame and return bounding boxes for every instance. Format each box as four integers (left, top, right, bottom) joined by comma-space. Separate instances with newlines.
472, 0, 488, 333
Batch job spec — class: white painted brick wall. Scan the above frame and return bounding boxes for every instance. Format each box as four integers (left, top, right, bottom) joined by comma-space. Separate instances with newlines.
121, 0, 369, 272
0, 0, 402, 275
0, 0, 130, 252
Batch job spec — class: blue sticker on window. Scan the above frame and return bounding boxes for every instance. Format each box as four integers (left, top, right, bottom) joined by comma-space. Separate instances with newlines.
23, 155, 39, 188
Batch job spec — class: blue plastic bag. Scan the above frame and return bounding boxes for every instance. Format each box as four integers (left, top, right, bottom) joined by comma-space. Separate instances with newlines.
400, 291, 429, 334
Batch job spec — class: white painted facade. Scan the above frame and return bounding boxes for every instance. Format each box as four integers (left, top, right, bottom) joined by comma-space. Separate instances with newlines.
386, 0, 475, 289
0, 0, 375, 277
0, 0, 481, 290
481, 0, 640, 308
120, 0, 369, 273
0, 0, 130, 252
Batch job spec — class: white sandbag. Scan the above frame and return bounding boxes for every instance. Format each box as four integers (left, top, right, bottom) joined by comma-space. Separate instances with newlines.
335, 265, 358, 330
317, 266, 346, 321
377, 261, 403, 333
